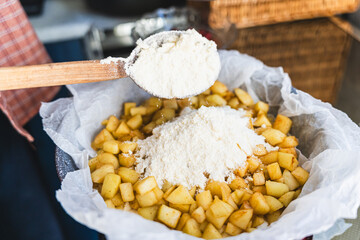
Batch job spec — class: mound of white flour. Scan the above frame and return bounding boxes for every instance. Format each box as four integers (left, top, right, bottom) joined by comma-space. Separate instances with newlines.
135, 106, 277, 189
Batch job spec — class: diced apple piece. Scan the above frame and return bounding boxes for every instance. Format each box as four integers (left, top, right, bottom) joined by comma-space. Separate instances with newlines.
105, 115, 120, 132
152, 108, 175, 122
111, 193, 124, 207
92, 129, 114, 150
253, 171, 265, 186
267, 162, 282, 180
124, 102, 136, 116
183, 218, 202, 237
252, 186, 267, 195
117, 167, 139, 184
129, 199, 139, 211
225, 222, 242, 236
97, 152, 119, 169
279, 147, 297, 156
253, 144, 268, 156
273, 114, 292, 134
88, 157, 98, 172
169, 203, 190, 213
229, 177, 248, 190
249, 192, 270, 215
196, 190, 213, 210
200, 221, 209, 232
191, 206, 206, 223
234, 163, 249, 177
118, 141, 137, 153
277, 136, 298, 148
153, 187, 164, 200
127, 114, 142, 130
118, 153, 136, 167
264, 195, 283, 212
206, 94, 227, 106
241, 189, 253, 203
278, 191, 295, 207
133, 176, 157, 195
234, 88, 254, 106
142, 121, 156, 134
163, 185, 176, 199
101, 173, 121, 199
119, 183, 135, 202
253, 114, 272, 128
229, 209, 253, 230
189, 186, 196, 198
203, 223, 223, 239
247, 157, 260, 174
252, 216, 266, 228
209, 198, 234, 218
156, 198, 167, 206
91, 164, 114, 183
189, 203, 198, 214
163, 99, 179, 110
240, 201, 252, 211
210, 81, 228, 96
261, 128, 286, 145
266, 209, 282, 224
130, 106, 147, 116
283, 170, 300, 190
254, 101, 269, 114
146, 97, 162, 108
136, 191, 159, 207
275, 177, 285, 183
228, 97, 240, 109
231, 189, 245, 205
177, 98, 192, 109
220, 183, 232, 201
176, 213, 191, 230
260, 151, 278, 164
205, 208, 228, 229
266, 181, 289, 198
157, 205, 181, 229
165, 185, 195, 204
291, 167, 309, 185
103, 140, 120, 154
224, 194, 238, 210
205, 181, 222, 198
114, 121, 131, 137
278, 152, 298, 171
161, 180, 173, 192
138, 205, 159, 220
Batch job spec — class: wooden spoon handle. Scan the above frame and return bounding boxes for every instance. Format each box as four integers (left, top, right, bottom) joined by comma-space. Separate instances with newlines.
0, 60, 127, 91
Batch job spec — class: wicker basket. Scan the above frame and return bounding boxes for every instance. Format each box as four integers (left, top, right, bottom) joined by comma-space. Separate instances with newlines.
207, 0, 360, 28
230, 18, 352, 103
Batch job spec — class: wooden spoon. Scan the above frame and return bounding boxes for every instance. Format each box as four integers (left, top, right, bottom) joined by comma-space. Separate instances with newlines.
0, 30, 220, 99
0, 60, 127, 91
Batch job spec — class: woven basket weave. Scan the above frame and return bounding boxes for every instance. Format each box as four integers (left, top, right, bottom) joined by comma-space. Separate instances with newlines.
208, 0, 360, 28
230, 18, 352, 103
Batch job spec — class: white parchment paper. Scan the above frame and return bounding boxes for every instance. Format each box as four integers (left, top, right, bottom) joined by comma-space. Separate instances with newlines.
40, 50, 360, 240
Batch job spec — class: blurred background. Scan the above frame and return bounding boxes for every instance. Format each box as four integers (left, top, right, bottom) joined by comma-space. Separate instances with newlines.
2, 0, 360, 239
26, 0, 360, 122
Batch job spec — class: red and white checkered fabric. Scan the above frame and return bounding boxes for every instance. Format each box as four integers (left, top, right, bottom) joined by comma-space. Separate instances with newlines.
0, 0, 60, 141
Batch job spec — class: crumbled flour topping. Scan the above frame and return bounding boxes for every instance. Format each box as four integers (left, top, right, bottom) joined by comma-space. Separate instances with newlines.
100, 56, 126, 64
135, 106, 278, 189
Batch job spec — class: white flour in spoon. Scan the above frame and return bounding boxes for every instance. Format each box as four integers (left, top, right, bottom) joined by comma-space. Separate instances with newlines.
135, 106, 278, 189
125, 29, 221, 99
100, 29, 220, 98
